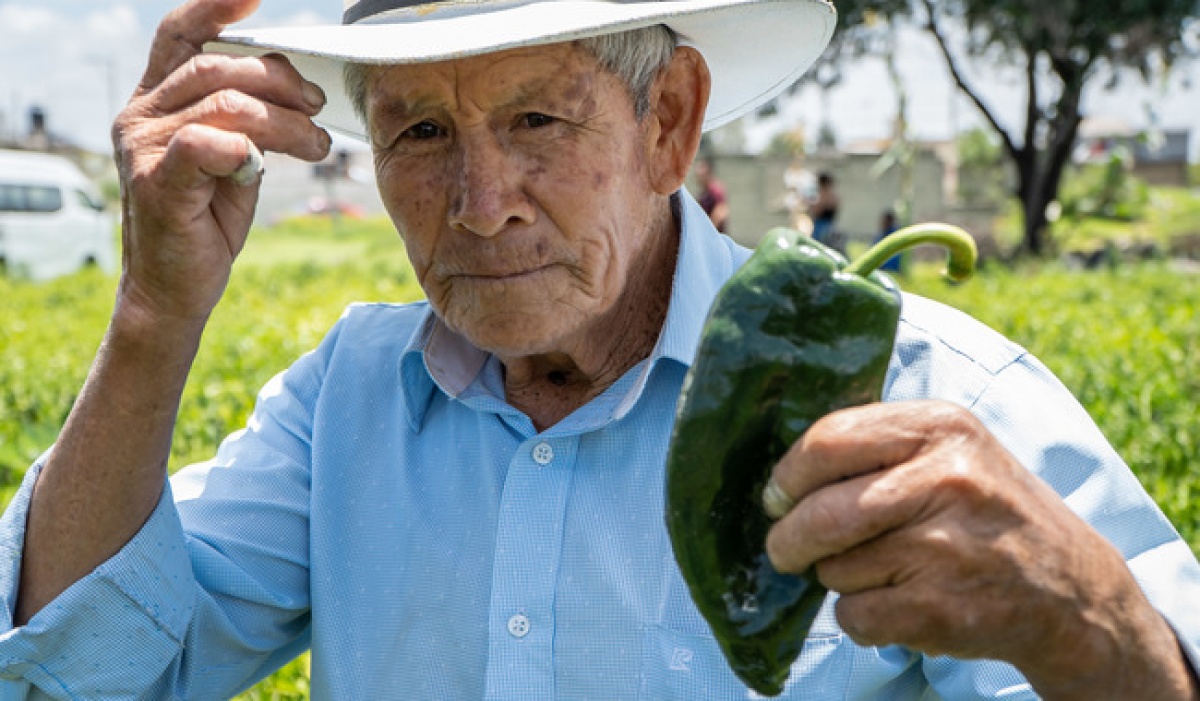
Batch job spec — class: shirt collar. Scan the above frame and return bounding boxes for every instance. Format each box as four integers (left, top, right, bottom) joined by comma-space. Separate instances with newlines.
398, 188, 743, 430
655, 188, 741, 366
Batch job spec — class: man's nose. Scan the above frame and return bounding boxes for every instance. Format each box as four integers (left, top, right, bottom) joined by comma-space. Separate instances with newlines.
447, 132, 536, 238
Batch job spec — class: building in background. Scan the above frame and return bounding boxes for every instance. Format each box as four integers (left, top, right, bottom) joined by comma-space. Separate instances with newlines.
0, 106, 115, 182
258, 144, 386, 225
1076, 117, 1192, 187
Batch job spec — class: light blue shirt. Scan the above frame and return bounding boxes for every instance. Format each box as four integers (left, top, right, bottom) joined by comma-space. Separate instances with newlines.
2, 191, 1199, 700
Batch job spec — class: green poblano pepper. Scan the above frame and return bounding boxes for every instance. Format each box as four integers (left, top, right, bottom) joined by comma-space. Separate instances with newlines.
665, 225, 977, 696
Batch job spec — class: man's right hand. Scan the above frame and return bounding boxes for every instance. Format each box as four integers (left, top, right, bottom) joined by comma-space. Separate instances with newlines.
15, 0, 330, 626
113, 0, 331, 323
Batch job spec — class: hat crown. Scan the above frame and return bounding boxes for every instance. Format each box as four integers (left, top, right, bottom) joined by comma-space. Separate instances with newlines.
342, 0, 632, 25
343, 0, 408, 25
343, 0, 475, 25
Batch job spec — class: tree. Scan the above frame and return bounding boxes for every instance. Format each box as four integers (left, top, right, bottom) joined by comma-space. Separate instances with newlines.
764, 126, 808, 158
794, 0, 1198, 255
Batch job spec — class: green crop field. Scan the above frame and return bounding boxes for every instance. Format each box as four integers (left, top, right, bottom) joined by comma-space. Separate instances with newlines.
1, 217, 1197, 697
905, 261, 1200, 538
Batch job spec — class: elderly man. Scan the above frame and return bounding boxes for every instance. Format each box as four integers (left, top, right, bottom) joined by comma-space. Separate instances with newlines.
1, 0, 1198, 698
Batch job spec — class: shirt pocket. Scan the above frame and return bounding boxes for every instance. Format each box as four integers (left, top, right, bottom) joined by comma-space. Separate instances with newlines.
639, 624, 849, 700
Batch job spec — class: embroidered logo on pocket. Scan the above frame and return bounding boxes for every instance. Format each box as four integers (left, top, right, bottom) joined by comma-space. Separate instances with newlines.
669, 647, 694, 671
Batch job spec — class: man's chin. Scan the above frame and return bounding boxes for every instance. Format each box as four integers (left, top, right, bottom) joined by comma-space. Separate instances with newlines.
448, 313, 576, 359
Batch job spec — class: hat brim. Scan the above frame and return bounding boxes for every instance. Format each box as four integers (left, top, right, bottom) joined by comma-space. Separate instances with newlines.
208, 0, 836, 141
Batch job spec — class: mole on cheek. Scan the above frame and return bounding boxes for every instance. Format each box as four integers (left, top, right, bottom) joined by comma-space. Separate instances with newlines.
592, 171, 608, 189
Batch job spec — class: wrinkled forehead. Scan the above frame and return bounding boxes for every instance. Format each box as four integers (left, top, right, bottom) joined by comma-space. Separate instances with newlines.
366, 41, 609, 106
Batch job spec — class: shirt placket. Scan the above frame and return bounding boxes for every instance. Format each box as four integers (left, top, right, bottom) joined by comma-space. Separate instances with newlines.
482, 435, 579, 701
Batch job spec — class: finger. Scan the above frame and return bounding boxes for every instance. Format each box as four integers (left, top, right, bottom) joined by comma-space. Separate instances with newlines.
140, 0, 262, 92
834, 586, 988, 658
765, 459, 932, 573
770, 400, 970, 509
160, 123, 261, 190
150, 53, 326, 117
170, 88, 331, 162
811, 525, 927, 594
834, 588, 930, 651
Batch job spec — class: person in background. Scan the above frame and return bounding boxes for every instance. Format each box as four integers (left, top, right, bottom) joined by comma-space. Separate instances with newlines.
695, 156, 730, 233
876, 209, 903, 273
808, 170, 839, 245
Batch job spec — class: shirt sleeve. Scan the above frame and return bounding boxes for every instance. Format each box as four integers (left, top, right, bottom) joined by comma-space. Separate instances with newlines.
0, 456, 198, 699
0, 317, 343, 699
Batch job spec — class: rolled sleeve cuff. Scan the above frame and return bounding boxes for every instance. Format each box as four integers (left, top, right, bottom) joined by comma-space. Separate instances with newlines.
0, 455, 196, 696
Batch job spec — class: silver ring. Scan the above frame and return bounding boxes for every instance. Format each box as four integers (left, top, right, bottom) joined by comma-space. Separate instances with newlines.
762, 476, 797, 520
228, 138, 264, 186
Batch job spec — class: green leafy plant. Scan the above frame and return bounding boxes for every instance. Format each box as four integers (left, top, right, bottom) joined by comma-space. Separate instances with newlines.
906, 263, 1200, 549
1058, 152, 1151, 222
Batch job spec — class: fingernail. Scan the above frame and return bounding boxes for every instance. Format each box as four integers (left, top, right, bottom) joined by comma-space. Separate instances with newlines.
762, 476, 797, 520
303, 80, 326, 110
229, 139, 265, 187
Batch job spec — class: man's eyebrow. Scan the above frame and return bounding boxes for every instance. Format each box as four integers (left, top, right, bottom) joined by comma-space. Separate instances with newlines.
372, 96, 439, 124
370, 70, 584, 123
497, 78, 586, 114
501, 83, 547, 108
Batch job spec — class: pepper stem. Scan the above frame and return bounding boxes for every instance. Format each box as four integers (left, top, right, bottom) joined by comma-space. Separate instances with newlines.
842, 223, 978, 282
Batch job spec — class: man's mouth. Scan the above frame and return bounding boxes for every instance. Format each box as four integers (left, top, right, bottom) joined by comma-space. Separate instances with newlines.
456, 264, 553, 281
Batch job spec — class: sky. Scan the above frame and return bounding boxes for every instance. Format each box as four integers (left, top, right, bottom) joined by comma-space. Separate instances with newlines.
1, 0, 1197, 160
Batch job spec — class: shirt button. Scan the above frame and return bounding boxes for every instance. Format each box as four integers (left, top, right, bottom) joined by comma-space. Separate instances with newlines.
507, 614, 531, 638
532, 442, 554, 466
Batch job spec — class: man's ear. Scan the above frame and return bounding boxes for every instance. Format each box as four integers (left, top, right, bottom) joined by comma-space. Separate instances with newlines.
644, 46, 711, 196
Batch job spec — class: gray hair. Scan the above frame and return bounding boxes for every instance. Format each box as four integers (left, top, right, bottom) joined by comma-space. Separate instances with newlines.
343, 24, 678, 127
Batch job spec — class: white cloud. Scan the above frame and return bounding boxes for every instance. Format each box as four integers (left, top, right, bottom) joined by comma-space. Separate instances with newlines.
0, 5, 58, 33
86, 4, 141, 42
277, 10, 329, 27
235, 6, 337, 29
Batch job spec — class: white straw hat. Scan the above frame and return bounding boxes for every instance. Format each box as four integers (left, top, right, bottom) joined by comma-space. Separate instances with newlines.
208, 0, 837, 141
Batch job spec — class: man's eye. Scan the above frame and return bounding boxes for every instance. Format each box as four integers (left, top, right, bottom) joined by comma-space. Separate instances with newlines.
522, 113, 556, 129
403, 121, 445, 140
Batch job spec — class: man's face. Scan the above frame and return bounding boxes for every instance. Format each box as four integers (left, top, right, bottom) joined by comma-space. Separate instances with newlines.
366, 43, 666, 357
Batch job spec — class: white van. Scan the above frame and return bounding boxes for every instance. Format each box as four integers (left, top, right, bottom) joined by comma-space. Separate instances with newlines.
0, 149, 117, 281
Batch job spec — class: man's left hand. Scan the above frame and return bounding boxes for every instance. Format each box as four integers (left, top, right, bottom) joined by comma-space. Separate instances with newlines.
765, 400, 1198, 700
